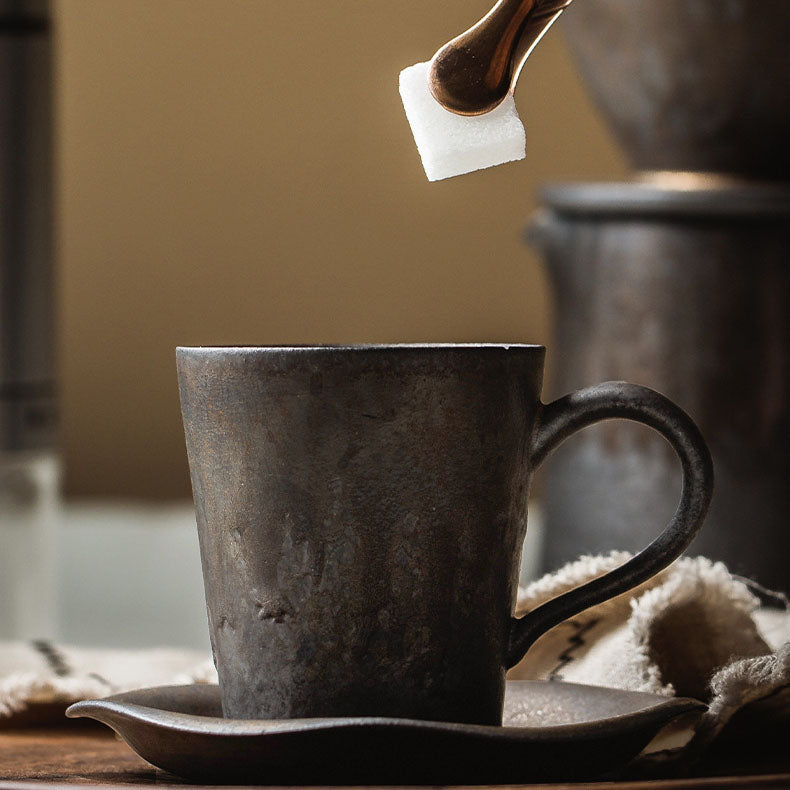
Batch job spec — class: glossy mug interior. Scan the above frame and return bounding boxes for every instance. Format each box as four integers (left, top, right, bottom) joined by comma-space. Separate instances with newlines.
177, 344, 712, 725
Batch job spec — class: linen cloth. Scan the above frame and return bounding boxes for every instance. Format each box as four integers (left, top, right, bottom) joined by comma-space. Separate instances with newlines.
0, 642, 214, 720
510, 553, 790, 754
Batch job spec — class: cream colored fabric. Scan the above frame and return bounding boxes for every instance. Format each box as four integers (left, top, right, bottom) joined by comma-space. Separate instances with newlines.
510, 553, 790, 746
0, 641, 215, 718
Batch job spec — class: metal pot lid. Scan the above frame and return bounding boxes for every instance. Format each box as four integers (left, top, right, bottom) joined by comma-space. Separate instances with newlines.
540, 176, 790, 220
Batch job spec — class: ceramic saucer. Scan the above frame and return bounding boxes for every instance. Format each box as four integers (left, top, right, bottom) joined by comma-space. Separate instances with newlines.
66, 681, 705, 784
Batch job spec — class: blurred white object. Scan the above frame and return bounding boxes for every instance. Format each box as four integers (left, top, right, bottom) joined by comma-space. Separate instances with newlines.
0, 452, 59, 641
56, 501, 209, 650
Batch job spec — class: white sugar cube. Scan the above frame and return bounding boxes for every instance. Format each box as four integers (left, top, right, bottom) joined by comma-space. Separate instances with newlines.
399, 61, 526, 182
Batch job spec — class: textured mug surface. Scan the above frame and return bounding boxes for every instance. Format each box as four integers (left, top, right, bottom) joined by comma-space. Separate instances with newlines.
177, 345, 712, 725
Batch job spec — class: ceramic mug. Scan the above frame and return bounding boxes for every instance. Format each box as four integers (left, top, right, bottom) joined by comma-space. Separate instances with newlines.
177, 345, 712, 724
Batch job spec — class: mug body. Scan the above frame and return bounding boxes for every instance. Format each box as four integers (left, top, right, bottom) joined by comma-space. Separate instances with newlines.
177, 344, 544, 724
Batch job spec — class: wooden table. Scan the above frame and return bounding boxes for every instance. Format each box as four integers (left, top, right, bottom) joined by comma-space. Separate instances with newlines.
2, 727, 790, 790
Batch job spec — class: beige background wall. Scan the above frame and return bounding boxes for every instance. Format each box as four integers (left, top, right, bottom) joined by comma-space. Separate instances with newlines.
55, 0, 626, 499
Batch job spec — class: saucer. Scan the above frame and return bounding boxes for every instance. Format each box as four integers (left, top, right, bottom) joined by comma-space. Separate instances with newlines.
66, 681, 705, 784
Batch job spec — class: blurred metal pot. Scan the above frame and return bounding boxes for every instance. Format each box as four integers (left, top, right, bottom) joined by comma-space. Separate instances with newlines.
562, 0, 790, 179
529, 179, 790, 590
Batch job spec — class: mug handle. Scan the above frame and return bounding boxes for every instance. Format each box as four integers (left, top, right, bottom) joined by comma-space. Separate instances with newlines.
506, 381, 713, 668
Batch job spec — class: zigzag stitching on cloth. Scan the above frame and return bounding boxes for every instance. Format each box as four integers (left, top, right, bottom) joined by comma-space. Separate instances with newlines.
548, 618, 600, 681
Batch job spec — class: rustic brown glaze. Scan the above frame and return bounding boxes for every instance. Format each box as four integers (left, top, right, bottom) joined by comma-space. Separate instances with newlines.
562, 0, 790, 179
177, 345, 711, 725
65, 681, 706, 784
529, 182, 790, 589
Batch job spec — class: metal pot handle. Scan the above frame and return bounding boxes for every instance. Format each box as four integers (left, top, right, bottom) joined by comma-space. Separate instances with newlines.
506, 381, 713, 668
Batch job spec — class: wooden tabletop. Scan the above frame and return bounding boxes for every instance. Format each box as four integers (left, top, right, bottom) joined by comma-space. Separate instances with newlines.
1, 727, 790, 790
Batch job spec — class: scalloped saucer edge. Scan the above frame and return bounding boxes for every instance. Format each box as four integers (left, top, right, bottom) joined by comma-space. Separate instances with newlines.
66, 680, 705, 784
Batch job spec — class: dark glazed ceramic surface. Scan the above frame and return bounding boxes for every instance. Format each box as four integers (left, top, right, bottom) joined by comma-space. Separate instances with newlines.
177, 345, 712, 725
530, 182, 790, 589
66, 682, 707, 784
562, 0, 790, 179
178, 345, 542, 725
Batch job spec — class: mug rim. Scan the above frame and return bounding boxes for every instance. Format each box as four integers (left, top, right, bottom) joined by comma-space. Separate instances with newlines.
176, 343, 545, 353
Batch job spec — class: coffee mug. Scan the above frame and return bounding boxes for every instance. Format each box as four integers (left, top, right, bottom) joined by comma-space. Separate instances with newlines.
177, 344, 712, 725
